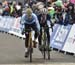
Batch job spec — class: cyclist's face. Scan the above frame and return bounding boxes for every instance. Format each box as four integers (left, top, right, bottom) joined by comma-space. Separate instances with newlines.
27, 14, 32, 19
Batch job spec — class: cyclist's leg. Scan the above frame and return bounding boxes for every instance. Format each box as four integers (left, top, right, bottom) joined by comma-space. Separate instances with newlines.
31, 22, 40, 47
25, 23, 30, 48
38, 26, 43, 50
46, 27, 50, 47
31, 22, 39, 38
24, 23, 30, 57
38, 27, 42, 46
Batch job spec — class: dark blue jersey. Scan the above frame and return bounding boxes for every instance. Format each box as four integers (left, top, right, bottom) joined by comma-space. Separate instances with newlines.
38, 14, 51, 24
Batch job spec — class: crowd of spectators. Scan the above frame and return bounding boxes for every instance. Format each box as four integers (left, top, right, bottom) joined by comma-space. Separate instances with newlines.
0, 0, 75, 24
0, 0, 22, 17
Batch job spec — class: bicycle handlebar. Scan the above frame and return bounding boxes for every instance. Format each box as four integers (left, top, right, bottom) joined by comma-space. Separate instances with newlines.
21, 28, 33, 35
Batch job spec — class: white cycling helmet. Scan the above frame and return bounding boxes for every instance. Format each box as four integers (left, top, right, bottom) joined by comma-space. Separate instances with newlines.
40, 8, 48, 14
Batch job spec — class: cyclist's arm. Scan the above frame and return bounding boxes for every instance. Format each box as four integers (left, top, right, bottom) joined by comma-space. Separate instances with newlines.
47, 14, 54, 30
20, 14, 26, 32
33, 13, 40, 32
47, 14, 51, 27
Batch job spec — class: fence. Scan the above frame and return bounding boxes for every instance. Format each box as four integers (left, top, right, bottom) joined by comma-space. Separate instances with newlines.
0, 16, 75, 54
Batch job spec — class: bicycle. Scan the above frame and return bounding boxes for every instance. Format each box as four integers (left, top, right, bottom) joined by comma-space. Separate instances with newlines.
40, 26, 51, 60
23, 28, 34, 62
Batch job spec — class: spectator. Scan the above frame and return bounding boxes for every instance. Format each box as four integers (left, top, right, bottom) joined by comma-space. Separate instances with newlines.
15, 2, 22, 17
2, 0, 10, 16
9, 1, 15, 16
67, 1, 74, 24
0, 2, 3, 15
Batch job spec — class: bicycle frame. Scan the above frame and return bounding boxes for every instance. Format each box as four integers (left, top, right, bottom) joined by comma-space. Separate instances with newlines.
28, 30, 33, 48
25, 28, 33, 62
